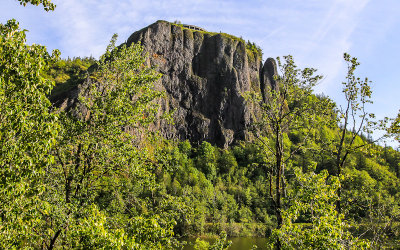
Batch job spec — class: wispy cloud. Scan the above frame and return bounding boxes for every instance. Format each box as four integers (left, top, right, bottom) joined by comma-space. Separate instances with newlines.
1, 0, 388, 94
0, 0, 375, 93
249, 0, 370, 96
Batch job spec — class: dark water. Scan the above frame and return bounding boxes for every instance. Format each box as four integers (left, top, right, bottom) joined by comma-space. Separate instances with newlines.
181, 237, 268, 250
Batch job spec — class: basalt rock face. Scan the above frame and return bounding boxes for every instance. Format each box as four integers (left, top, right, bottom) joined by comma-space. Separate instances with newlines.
53, 21, 278, 148
125, 21, 277, 147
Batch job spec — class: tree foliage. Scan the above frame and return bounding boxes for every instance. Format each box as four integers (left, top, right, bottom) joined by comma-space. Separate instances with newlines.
17, 0, 56, 11
245, 55, 333, 248
0, 19, 59, 248
39, 35, 181, 248
389, 111, 400, 143
270, 169, 369, 249
328, 53, 376, 213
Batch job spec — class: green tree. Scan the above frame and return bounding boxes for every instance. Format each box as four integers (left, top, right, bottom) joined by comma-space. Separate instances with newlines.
330, 53, 376, 213
40, 35, 178, 248
196, 141, 219, 182
17, 0, 56, 11
270, 169, 370, 249
0, 19, 59, 247
245, 55, 332, 248
389, 111, 400, 143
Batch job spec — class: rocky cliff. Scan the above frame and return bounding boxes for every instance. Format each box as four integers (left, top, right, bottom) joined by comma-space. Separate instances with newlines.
125, 20, 277, 147
54, 20, 277, 147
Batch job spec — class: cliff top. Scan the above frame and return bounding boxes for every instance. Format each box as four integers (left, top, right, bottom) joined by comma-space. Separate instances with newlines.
130, 20, 262, 59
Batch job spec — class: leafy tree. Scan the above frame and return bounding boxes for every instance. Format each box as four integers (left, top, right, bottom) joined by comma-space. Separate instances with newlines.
17, 0, 56, 11
65, 204, 135, 249
0, 1, 59, 247
330, 53, 376, 213
245, 55, 332, 248
389, 111, 400, 144
269, 169, 370, 249
196, 141, 219, 182
40, 35, 178, 248
0, 19, 60, 247
218, 149, 238, 175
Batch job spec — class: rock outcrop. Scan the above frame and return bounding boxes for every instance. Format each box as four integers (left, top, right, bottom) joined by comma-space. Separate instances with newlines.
125, 20, 277, 147
53, 21, 278, 148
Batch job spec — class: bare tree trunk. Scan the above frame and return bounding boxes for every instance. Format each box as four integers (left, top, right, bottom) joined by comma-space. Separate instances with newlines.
275, 129, 283, 250
337, 161, 342, 214
48, 229, 62, 250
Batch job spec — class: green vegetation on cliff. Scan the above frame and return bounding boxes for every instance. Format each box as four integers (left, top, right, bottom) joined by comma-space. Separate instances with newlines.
168, 20, 246, 44
169, 19, 264, 60
246, 41, 263, 61
47, 56, 95, 101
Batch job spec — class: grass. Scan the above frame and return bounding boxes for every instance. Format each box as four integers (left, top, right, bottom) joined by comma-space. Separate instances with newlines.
157, 20, 264, 60
162, 20, 245, 43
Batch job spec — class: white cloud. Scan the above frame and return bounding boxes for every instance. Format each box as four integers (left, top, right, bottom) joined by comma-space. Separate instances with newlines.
254, 1, 370, 95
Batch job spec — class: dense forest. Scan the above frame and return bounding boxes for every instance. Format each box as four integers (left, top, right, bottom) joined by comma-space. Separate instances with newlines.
2, 1, 400, 249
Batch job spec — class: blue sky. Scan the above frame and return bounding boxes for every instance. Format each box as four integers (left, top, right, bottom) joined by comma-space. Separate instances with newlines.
2, 0, 400, 147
